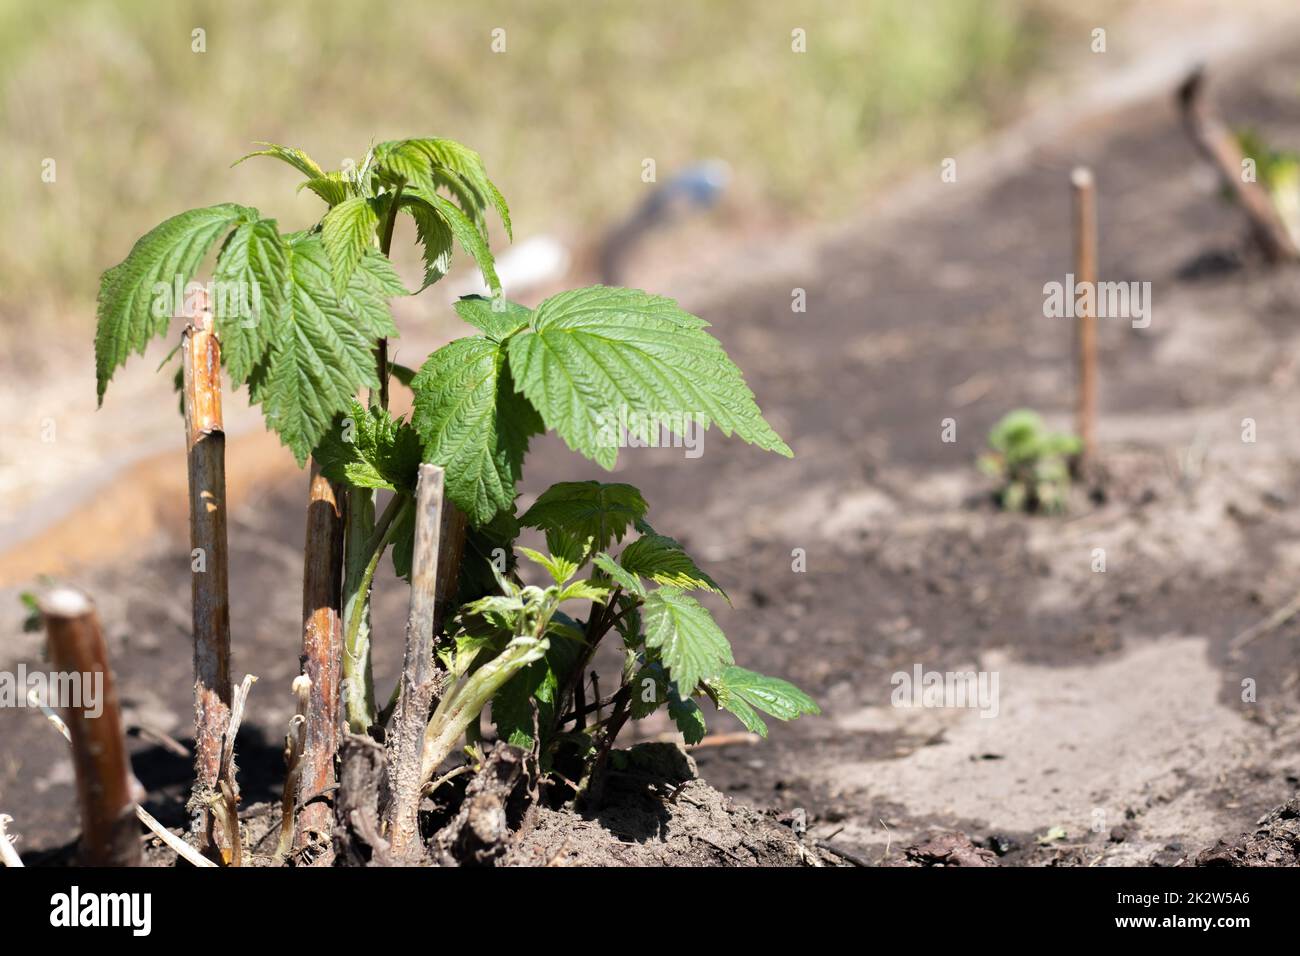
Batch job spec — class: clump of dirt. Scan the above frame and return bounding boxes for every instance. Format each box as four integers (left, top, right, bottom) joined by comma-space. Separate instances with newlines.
1194, 792, 1300, 866
504, 743, 833, 867
889, 832, 999, 867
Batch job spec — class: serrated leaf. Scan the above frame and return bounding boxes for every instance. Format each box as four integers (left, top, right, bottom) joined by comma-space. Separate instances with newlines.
517, 546, 580, 587
95, 203, 256, 402
506, 286, 791, 469
402, 186, 499, 293
707, 665, 820, 737
211, 217, 289, 386
555, 580, 612, 604
233, 142, 326, 179
641, 587, 733, 697
592, 553, 646, 597
519, 481, 648, 554
257, 235, 399, 463
321, 196, 379, 295
377, 137, 511, 240
668, 687, 707, 745
314, 399, 422, 493
618, 533, 728, 602
454, 295, 531, 341
406, 200, 454, 290
415, 137, 512, 240
410, 336, 542, 526
300, 173, 352, 207
629, 662, 668, 720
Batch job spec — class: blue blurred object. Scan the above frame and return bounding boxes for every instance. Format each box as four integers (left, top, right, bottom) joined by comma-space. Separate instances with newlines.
599, 160, 731, 283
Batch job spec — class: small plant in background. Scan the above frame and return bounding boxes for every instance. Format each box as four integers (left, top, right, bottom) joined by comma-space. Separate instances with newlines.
978, 409, 1080, 513
91, 134, 816, 860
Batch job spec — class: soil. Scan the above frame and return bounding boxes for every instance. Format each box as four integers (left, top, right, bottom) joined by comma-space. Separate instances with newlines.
5, 20, 1300, 866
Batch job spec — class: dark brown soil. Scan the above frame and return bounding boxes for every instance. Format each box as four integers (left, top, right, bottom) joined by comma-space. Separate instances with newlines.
1195, 792, 1300, 866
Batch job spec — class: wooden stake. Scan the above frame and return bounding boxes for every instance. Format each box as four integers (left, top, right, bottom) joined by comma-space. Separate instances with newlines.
1177, 67, 1299, 262
385, 465, 448, 858
180, 289, 233, 857
296, 459, 344, 865
1071, 167, 1098, 467
40, 587, 142, 866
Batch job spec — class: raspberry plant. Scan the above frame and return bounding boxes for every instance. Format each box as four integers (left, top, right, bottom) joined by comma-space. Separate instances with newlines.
978, 409, 1080, 513
93, 136, 817, 813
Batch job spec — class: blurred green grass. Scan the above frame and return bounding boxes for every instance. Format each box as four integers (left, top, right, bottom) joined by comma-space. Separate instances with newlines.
0, 0, 1073, 339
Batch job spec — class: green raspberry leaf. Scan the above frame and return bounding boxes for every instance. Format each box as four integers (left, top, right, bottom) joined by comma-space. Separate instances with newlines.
506, 286, 791, 469
518, 481, 648, 554
234, 142, 326, 179
592, 553, 646, 597
211, 217, 289, 386
299, 173, 352, 207
315, 398, 422, 493
95, 203, 256, 402
668, 687, 707, 745
376, 137, 511, 240
410, 336, 542, 526
321, 196, 380, 295
257, 235, 399, 464
641, 586, 733, 698
706, 666, 820, 737
618, 533, 728, 603
405, 199, 454, 290
403, 185, 500, 294
454, 295, 531, 341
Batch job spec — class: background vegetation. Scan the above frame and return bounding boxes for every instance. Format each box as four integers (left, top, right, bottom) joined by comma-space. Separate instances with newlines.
0, 0, 1097, 344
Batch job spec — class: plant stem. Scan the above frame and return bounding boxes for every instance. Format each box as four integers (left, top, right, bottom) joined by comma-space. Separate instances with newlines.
180, 294, 233, 859
374, 182, 405, 411
385, 465, 451, 858
341, 487, 376, 732
418, 636, 549, 785
342, 493, 412, 733
554, 584, 622, 738
297, 460, 344, 865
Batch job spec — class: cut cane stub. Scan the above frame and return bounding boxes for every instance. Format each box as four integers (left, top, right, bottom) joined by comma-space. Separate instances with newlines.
37, 587, 93, 620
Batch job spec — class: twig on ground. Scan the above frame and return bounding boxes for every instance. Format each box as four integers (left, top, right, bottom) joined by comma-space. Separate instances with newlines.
131, 724, 190, 758
212, 674, 257, 866
277, 676, 311, 862
0, 814, 23, 867
1229, 589, 1300, 652
816, 839, 872, 867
